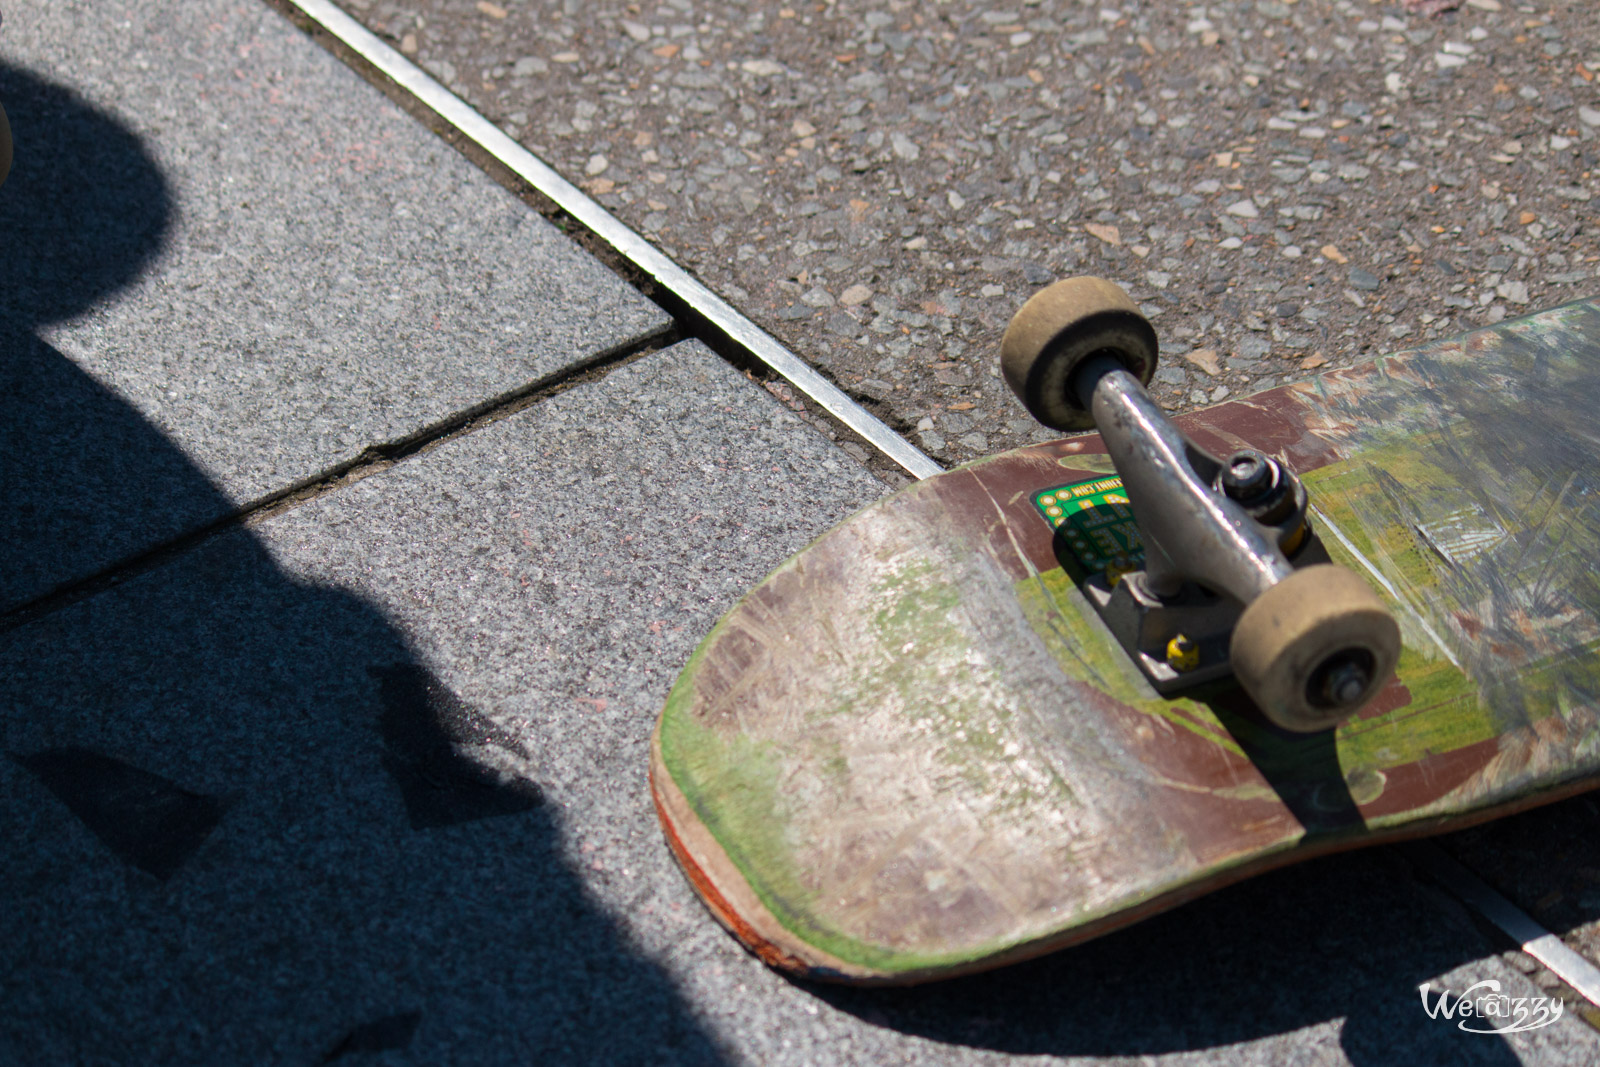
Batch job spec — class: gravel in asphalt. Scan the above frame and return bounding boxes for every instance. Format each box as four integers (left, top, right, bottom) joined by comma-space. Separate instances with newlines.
344, 0, 1600, 466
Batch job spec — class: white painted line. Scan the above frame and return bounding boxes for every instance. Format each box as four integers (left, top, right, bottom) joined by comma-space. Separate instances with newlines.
286, 0, 943, 481
1409, 841, 1600, 1009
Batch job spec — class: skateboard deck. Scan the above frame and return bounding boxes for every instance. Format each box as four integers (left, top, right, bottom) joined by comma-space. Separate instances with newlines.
651, 298, 1600, 985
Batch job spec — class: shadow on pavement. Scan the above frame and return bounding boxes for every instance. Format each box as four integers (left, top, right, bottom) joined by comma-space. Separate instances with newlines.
814, 812, 1600, 1064
0, 62, 723, 1065
0, 54, 210, 612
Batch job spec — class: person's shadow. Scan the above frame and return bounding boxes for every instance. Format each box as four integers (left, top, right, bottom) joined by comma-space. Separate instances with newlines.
2, 56, 1588, 1067
0, 63, 725, 1063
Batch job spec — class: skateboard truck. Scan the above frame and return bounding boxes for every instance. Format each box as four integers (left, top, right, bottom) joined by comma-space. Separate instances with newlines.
1001, 277, 1401, 732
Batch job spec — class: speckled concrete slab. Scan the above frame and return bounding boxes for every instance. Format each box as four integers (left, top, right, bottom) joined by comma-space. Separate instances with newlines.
0, 342, 881, 1064
3, 340, 1595, 1065
0, 0, 668, 610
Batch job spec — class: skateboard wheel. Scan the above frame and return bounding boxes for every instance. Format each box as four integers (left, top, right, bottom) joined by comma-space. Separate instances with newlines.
999, 276, 1158, 431
1230, 565, 1401, 733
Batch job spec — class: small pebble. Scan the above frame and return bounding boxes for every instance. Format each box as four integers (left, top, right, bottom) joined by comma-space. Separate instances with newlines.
1349, 268, 1382, 292
1084, 223, 1121, 246
1185, 349, 1221, 376
1496, 280, 1530, 305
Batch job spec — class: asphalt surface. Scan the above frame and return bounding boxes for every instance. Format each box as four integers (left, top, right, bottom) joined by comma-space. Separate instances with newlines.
348, 0, 1600, 466
4, 0, 1600, 1063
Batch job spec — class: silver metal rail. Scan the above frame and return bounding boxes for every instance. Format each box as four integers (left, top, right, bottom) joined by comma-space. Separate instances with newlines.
285, 0, 942, 481
1410, 842, 1600, 1009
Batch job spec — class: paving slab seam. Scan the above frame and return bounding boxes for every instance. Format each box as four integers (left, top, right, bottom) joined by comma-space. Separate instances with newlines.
267, 0, 942, 484
267, 0, 912, 491
0, 328, 675, 635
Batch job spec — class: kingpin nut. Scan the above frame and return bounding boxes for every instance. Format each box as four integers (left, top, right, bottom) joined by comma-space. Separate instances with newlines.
1221, 449, 1275, 503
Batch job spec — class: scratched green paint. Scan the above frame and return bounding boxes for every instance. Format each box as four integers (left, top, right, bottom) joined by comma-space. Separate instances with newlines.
659, 552, 1079, 973
662, 677, 1075, 974
861, 553, 1099, 816
665, 636, 1301, 973
1303, 431, 1600, 736
660, 696, 928, 971
1014, 568, 1248, 759
659, 630, 926, 971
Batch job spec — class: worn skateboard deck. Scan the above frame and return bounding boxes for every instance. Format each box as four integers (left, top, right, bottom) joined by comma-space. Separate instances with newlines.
651, 299, 1600, 984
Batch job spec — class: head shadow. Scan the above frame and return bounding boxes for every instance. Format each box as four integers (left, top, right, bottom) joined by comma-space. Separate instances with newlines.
0, 60, 215, 611
0, 62, 725, 1064
0, 60, 171, 330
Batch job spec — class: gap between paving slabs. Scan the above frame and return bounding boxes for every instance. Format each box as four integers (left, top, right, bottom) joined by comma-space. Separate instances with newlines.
1, 1, 682, 617
265, 0, 932, 487
0, 334, 672, 635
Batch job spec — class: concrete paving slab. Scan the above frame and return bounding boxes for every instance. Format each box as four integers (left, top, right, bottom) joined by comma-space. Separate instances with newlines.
0, 341, 882, 1064
0, 0, 669, 610
4, 339, 1596, 1064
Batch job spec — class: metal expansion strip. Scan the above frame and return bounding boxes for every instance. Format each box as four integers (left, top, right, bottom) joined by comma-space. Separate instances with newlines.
286, 0, 943, 481
1409, 842, 1600, 1009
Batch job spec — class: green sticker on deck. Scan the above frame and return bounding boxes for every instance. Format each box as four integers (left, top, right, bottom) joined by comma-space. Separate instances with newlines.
1033, 476, 1145, 571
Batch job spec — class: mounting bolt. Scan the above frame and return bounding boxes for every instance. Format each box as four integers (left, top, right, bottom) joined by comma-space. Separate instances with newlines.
1221, 449, 1275, 502
1166, 633, 1200, 673
1105, 555, 1136, 587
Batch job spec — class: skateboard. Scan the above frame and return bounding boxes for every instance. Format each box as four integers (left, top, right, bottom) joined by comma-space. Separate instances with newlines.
650, 278, 1600, 985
